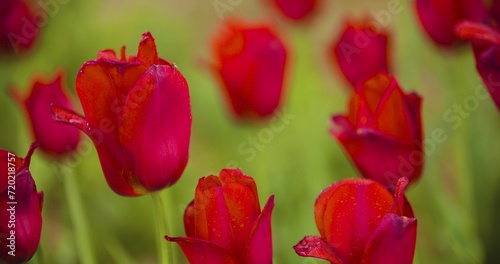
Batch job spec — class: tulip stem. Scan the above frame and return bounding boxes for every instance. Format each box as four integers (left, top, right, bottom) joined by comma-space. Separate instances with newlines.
151, 192, 173, 264
62, 166, 97, 264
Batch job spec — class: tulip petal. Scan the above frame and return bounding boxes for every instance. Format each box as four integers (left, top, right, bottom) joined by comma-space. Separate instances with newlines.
193, 176, 233, 251
51, 106, 141, 196
242, 195, 275, 264
137, 32, 160, 67
119, 64, 191, 191
219, 169, 261, 255
0, 169, 42, 263
331, 117, 422, 186
455, 20, 500, 45
184, 200, 196, 237
315, 179, 394, 263
373, 78, 414, 144
362, 214, 417, 264
165, 236, 240, 264
50, 105, 92, 135
455, 21, 500, 110
404, 92, 423, 142
293, 236, 342, 264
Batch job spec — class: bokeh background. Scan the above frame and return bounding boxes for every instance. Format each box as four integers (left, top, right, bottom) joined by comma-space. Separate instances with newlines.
1, 0, 500, 263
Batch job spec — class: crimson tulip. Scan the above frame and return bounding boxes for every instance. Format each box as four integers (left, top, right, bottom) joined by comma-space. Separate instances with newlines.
0, 143, 43, 264
455, 21, 500, 110
0, 0, 38, 53
331, 21, 390, 87
268, 0, 318, 21
10, 70, 81, 157
294, 177, 417, 264
166, 168, 275, 264
415, 0, 488, 46
211, 19, 287, 119
51, 32, 192, 196
330, 73, 423, 187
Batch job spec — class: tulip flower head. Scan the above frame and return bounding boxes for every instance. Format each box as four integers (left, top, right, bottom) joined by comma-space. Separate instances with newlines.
11, 70, 81, 158
211, 19, 288, 120
331, 21, 390, 87
415, 0, 488, 46
268, 0, 319, 21
330, 73, 423, 187
51, 32, 192, 196
166, 168, 275, 264
455, 21, 500, 110
0, 0, 39, 54
294, 177, 417, 264
0, 143, 43, 264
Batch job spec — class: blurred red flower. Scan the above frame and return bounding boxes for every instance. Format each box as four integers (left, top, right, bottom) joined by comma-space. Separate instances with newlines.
0, 143, 43, 264
331, 20, 390, 87
52, 32, 192, 196
166, 168, 274, 264
11, 70, 81, 158
330, 73, 423, 187
294, 177, 417, 264
455, 20, 500, 110
211, 19, 288, 120
415, 0, 488, 46
268, 0, 318, 21
0, 0, 39, 53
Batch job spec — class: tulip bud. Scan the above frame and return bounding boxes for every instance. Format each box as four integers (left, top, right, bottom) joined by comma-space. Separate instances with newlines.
330, 73, 423, 187
51, 32, 192, 196
0, 143, 43, 264
0, 0, 39, 54
211, 19, 288, 120
294, 178, 417, 264
166, 168, 274, 264
267, 0, 319, 21
331, 20, 390, 87
10, 70, 81, 158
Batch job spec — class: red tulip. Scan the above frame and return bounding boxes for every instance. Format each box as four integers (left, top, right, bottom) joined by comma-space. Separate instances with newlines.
0, 143, 43, 264
51, 32, 192, 196
166, 168, 275, 264
415, 0, 488, 46
268, 0, 318, 21
211, 19, 288, 120
455, 21, 500, 110
10, 70, 81, 158
294, 177, 417, 264
330, 73, 423, 187
491, 0, 500, 25
0, 0, 38, 53
331, 21, 390, 87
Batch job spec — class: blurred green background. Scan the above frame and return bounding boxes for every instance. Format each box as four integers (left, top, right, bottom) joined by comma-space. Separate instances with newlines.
1, 0, 500, 263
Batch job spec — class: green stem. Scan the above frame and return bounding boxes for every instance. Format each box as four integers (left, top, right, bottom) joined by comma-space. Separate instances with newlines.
62, 166, 96, 264
151, 192, 172, 264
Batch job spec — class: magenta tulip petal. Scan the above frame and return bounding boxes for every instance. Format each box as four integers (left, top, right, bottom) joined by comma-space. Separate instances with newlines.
242, 195, 275, 264
119, 64, 191, 192
362, 214, 417, 264
165, 236, 240, 264
293, 236, 342, 264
